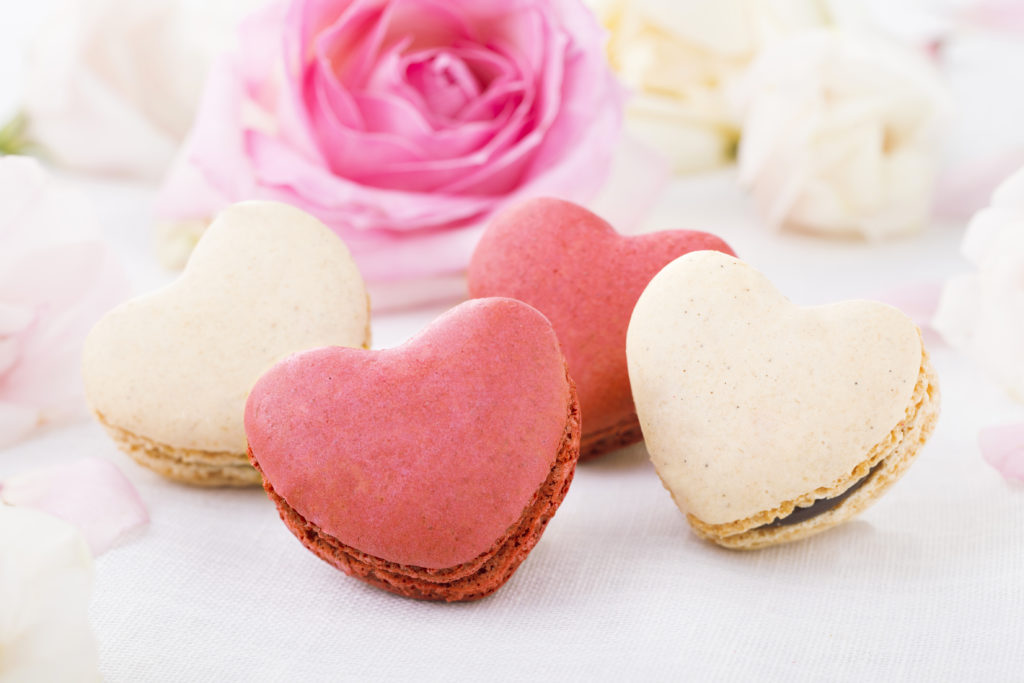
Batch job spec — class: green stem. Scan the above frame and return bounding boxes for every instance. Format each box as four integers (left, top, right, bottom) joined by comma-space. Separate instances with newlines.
0, 113, 32, 156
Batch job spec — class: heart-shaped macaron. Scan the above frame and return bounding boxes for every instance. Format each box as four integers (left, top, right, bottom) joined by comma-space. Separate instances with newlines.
245, 298, 581, 601
82, 201, 370, 486
627, 251, 940, 549
468, 198, 734, 459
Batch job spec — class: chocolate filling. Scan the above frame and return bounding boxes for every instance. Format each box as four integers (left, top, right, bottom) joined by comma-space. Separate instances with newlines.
763, 460, 885, 529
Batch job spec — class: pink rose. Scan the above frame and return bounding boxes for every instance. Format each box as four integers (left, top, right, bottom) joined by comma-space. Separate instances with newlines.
158, 0, 623, 287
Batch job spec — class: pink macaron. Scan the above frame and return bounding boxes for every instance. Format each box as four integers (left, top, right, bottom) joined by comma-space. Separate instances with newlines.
468, 197, 735, 459
245, 298, 581, 601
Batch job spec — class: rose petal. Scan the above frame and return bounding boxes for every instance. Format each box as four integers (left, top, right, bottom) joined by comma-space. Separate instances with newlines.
314, 1, 392, 88
312, 73, 429, 172
320, 39, 536, 191
484, 0, 548, 74
377, 0, 476, 54
403, 47, 514, 123
312, 47, 369, 132
249, 2, 324, 164
244, 130, 495, 229
406, 51, 480, 119
0, 458, 149, 556
405, 17, 578, 197
978, 423, 1024, 482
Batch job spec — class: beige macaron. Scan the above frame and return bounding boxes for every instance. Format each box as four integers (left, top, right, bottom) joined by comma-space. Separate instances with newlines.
626, 251, 939, 549
82, 201, 370, 486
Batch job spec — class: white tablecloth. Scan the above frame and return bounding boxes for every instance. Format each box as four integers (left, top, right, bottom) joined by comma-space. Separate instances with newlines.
3, 168, 1023, 681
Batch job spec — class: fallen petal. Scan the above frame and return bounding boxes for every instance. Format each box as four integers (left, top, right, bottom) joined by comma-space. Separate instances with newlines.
978, 423, 1024, 482
0, 457, 149, 555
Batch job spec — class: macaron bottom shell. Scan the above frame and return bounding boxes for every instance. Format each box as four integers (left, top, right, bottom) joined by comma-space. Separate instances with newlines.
686, 346, 939, 550
95, 412, 262, 487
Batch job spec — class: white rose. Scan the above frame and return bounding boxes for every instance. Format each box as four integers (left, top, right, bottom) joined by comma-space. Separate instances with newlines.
735, 29, 948, 239
22, 0, 261, 179
0, 506, 99, 681
587, 0, 829, 173
934, 167, 1024, 400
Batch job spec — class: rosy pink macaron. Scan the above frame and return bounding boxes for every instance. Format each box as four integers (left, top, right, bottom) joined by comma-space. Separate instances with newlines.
467, 197, 735, 459
244, 298, 580, 601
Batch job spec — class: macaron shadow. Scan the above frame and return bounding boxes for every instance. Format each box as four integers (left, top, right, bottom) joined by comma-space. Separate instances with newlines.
579, 441, 651, 471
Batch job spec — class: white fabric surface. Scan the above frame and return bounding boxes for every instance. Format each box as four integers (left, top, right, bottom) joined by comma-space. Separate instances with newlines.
2, 169, 1023, 681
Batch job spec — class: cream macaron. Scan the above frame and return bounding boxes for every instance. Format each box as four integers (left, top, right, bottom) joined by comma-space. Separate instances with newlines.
82, 201, 370, 486
626, 251, 939, 549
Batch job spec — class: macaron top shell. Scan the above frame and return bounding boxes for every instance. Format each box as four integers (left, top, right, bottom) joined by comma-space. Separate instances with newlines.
82, 201, 369, 454
245, 298, 573, 570
627, 251, 923, 525
468, 198, 733, 436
